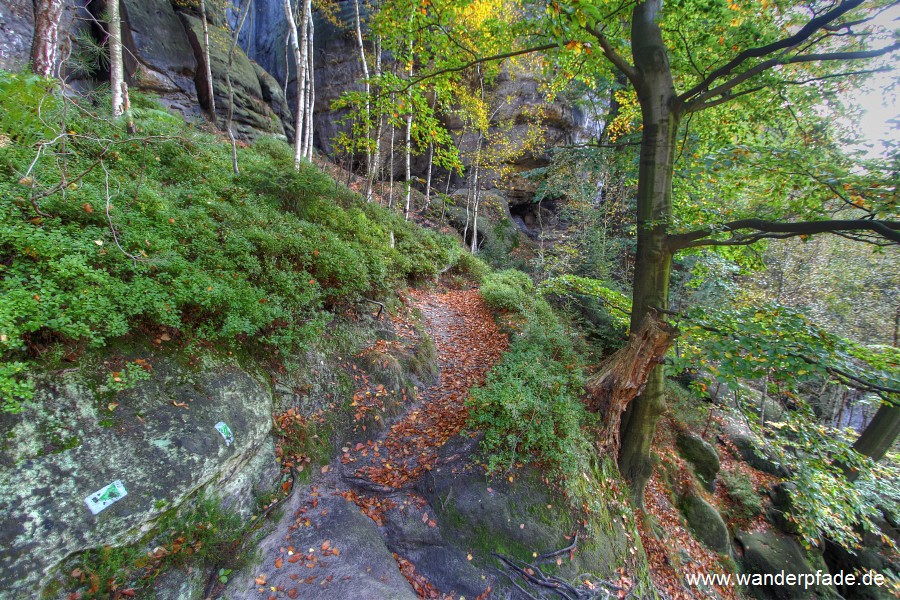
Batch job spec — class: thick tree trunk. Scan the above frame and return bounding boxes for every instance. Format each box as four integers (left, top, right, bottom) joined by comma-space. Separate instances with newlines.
31, 0, 64, 78
586, 314, 675, 456
616, 0, 680, 506
853, 404, 900, 463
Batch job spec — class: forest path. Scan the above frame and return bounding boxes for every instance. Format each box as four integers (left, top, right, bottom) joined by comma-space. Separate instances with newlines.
233, 287, 507, 600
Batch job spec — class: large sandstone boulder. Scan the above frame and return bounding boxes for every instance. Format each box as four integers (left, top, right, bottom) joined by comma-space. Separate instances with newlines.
677, 431, 720, 491
121, 0, 197, 113
180, 12, 290, 139
737, 530, 842, 600
0, 0, 33, 72
0, 352, 275, 597
679, 493, 730, 554
722, 419, 791, 477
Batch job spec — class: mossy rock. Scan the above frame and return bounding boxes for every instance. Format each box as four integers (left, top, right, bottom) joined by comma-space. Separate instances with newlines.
0, 349, 273, 597
676, 431, 720, 491
737, 530, 842, 600
679, 493, 730, 554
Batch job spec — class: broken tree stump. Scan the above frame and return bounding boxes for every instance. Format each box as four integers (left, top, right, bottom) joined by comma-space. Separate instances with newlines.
585, 312, 676, 456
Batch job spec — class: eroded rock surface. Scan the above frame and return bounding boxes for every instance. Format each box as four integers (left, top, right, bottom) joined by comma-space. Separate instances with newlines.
0, 354, 273, 597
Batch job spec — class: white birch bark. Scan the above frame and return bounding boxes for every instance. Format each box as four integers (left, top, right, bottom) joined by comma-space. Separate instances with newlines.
199, 0, 216, 120
371, 35, 383, 201
31, 0, 65, 78
298, 0, 310, 158
304, 10, 315, 160
404, 43, 413, 221
283, 0, 305, 168
388, 109, 395, 209
353, 0, 373, 199
227, 0, 252, 174
109, 0, 125, 118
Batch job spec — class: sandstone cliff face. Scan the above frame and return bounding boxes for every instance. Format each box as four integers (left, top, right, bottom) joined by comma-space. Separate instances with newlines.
0, 0, 34, 73
4, 0, 592, 223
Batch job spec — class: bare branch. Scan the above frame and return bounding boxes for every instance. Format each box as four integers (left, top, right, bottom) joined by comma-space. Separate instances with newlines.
585, 25, 638, 83
679, 0, 873, 105
669, 219, 900, 250
386, 43, 562, 94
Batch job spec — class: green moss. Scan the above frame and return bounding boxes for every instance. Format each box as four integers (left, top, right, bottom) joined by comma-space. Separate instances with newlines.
52, 495, 254, 600
0, 72, 458, 416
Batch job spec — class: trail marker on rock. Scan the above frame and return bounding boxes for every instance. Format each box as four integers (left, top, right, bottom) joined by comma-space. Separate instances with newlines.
85, 480, 128, 515
215, 421, 234, 446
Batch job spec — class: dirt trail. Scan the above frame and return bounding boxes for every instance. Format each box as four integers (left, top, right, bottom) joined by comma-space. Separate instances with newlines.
231, 288, 507, 600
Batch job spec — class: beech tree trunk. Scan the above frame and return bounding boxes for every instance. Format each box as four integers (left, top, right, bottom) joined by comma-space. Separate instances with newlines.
852, 403, 900, 464
31, 0, 64, 78
615, 0, 680, 506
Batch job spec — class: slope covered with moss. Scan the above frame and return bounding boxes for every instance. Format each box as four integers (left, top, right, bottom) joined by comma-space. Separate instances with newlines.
0, 72, 459, 411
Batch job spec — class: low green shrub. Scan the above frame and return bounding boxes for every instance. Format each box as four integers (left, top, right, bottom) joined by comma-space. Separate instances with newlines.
469, 278, 590, 480
480, 269, 535, 312
62, 496, 249, 599
450, 251, 491, 282
720, 469, 763, 521
0, 71, 457, 412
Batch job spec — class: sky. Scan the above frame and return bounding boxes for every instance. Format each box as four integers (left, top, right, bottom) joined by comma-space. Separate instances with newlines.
852, 4, 899, 156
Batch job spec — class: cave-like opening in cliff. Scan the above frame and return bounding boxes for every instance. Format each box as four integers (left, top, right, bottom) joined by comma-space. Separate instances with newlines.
509, 198, 560, 240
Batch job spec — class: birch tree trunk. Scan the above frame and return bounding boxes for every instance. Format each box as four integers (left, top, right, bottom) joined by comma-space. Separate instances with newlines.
404, 41, 413, 221
353, 0, 373, 199
109, 0, 124, 117
31, 0, 65, 78
388, 106, 395, 209
298, 0, 311, 159
108, 0, 133, 133
227, 0, 252, 174
372, 35, 383, 200
304, 11, 315, 160
471, 162, 481, 253
199, 0, 216, 121
283, 0, 306, 168
424, 143, 434, 210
